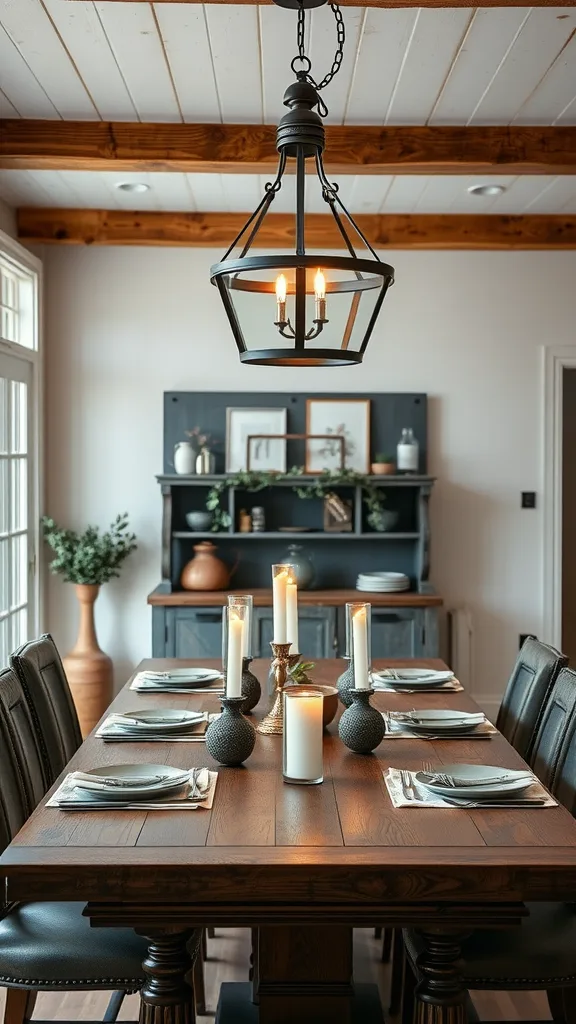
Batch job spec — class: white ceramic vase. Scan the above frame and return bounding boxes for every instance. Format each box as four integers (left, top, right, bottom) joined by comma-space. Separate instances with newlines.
174, 441, 196, 475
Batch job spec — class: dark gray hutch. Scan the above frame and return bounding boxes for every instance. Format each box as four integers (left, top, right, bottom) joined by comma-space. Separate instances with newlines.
148, 391, 441, 659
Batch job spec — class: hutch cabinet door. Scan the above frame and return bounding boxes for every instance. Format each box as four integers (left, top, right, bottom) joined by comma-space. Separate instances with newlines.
337, 607, 438, 659
253, 606, 337, 659
163, 607, 224, 659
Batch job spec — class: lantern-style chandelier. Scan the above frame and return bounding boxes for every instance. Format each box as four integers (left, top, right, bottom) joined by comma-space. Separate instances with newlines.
210, 0, 395, 367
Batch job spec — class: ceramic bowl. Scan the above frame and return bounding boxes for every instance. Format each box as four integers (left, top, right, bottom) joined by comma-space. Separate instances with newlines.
371, 509, 399, 532
186, 511, 213, 532
283, 684, 339, 726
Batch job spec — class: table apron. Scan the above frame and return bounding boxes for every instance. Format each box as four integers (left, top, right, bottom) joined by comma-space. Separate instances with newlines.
83, 900, 527, 930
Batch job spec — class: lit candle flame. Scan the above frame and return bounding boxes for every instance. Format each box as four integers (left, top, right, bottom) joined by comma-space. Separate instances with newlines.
275, 274, 287, 303
314, 269, 326, 300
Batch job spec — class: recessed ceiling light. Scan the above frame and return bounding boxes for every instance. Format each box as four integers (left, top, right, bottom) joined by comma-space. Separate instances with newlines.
467, 183, 507, 197
115, 182, 150, 193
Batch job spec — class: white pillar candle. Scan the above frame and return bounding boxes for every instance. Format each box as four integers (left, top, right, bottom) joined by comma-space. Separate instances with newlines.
226, 611, 244, 698
283, 691, 323, 783
286, 581, 299, 654
352, 605, 369, 689
272, 567, 289, 643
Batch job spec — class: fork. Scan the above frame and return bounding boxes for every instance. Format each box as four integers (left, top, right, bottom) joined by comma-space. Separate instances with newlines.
400, 769, 416, 801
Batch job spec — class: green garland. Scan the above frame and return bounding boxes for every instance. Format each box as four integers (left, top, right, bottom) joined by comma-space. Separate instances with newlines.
205, 468, 387, 532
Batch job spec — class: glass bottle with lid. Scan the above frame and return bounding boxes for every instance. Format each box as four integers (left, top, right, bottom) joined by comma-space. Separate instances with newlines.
397, 428, 419, 473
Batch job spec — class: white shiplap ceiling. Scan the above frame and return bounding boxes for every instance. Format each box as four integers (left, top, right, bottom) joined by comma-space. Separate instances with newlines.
1, 169, 576, 213
0, 2, 575, 127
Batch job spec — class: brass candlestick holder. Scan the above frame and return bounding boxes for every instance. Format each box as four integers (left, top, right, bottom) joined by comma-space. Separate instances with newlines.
257, 643, 299, 735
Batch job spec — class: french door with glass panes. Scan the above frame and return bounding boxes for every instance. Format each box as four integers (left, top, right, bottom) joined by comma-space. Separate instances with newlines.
0, 350, 36, 665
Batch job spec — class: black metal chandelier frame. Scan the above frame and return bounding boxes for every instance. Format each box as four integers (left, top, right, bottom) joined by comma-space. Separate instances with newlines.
210, 0, 395, 367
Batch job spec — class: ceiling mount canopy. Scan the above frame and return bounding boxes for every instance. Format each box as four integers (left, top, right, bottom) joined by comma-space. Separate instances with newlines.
210, 0, 395, 367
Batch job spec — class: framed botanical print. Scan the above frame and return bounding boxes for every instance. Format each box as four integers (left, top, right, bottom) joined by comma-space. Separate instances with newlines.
226, 407, 288, 473
305, 398, 370, 474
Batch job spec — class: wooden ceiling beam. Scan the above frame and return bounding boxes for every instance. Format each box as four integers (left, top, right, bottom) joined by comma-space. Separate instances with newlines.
62, 0, 576, 8
17, 208, 576, 250
2, 121, 576, 176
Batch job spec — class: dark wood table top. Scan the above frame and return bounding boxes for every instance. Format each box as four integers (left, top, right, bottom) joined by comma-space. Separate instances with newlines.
3, 657, 576, 908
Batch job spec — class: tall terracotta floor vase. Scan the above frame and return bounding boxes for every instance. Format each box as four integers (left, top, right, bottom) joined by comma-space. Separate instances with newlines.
63, 583, 113, 737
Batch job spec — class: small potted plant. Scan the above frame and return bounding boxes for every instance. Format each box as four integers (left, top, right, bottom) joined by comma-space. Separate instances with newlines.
371, 452, 396, 475
41, 513, 137, 736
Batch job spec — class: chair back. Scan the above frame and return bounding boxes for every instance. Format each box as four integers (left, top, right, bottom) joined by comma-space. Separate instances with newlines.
0, 666, 48, 812
0, 683, 31, 853
531, 666, 576, 815
496, 637, 567, 761
10, 633, 82, 784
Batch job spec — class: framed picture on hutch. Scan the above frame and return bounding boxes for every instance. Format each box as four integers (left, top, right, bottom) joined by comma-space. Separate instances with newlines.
226, 407, 288, 473
305, 398, 371, 474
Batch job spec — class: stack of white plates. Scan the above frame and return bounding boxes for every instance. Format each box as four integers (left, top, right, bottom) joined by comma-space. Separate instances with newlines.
356, 571, 410, 593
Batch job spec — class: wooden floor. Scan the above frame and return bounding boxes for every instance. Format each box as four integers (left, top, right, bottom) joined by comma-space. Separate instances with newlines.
0, 929, 551, 1022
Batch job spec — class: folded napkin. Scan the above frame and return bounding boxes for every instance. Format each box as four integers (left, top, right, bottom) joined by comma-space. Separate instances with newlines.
383, 767, 557, 808
130, 673, 225, 695
383, 713, 496, 740
373, 676, 463, 694
48, 768, 218, 811
96, 712, 219, 742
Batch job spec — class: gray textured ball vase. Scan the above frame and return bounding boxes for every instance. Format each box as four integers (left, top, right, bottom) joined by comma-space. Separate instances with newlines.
336, 661, 356, 707
206, 697, 256, 766
338, 688, 385, 754
241, 658, 261, 714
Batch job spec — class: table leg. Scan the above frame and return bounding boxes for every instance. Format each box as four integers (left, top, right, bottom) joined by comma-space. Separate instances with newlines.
137, 928, 197, 1024
413, 928, 470, 1024
256, 925, 353, 1024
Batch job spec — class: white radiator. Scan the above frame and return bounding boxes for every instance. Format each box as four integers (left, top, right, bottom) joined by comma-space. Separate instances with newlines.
447, 607, 474, 692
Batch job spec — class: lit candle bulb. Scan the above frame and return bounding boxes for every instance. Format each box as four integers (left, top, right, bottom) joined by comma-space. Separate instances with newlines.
275, 273, 287, 324
314, 268, 326, 322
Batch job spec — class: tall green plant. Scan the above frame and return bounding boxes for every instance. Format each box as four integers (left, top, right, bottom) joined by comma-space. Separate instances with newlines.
41, 513, 137, 585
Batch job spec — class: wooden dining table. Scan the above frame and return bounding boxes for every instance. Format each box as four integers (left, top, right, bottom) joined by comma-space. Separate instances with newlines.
2, 656, 576, 1024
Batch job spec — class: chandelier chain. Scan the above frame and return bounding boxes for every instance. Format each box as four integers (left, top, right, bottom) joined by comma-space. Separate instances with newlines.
291, 2, 345, 113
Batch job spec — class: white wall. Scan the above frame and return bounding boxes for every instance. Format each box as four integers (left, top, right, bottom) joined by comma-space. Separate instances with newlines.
43, 245, 576, 706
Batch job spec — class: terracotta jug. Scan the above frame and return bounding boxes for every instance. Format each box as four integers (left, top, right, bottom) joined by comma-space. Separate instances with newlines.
181, 541, 237, 591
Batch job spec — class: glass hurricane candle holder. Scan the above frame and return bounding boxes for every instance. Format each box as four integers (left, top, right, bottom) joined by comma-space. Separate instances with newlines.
337, 602, 372, 707
222, 598, 260, 713
271, 563, 294, 645
228, 594, 253, 659
283, 688, 324, 785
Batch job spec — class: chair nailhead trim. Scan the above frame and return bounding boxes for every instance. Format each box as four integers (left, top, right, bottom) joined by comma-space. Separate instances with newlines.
0, 976, 143, 987
465, 974, 576, 986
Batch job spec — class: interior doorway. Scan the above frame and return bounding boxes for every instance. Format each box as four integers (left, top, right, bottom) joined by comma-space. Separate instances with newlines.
562, 368, 576, 665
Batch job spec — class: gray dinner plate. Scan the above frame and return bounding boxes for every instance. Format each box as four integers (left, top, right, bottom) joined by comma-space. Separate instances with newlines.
72, 763, 190, 801
113, 709, 206, 733
415, 763, 535, 799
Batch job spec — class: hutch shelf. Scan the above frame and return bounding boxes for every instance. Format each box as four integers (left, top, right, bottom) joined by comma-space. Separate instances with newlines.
148, 473, 441, 660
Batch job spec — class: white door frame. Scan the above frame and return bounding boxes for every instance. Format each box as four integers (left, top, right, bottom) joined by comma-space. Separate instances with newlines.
543, 345, 576, 649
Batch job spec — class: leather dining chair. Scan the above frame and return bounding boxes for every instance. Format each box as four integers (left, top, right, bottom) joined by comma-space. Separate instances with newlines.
401, 665, 576, 1024
377, 635, 568, 1016
496, 636, 567, 762
0, 666, 152, 1024
1, 650, 208, 1021
10, 633, 83, 784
